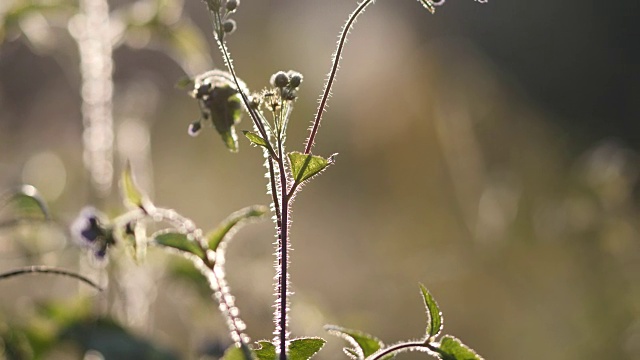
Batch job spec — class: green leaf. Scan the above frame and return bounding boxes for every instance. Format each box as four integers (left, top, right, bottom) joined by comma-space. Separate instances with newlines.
210, 86, 243, 153
175, 76, 193, 89
417, 0, 436, 14
206, 205, 269, 252
287, 152, 335, 185
120, 162, 150, 210
420, 283, 443, 338
243, 131, 270, 148
221, 345, 244, 360
0, 185, 49, 220
288, 337, 326, 360
436, 336, 484, 360
153, 231, 205, 259
254, 341, 276, 360
325, 325, 383, 359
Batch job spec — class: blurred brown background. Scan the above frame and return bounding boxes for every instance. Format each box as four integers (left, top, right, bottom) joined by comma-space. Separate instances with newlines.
1, 0, 639, 359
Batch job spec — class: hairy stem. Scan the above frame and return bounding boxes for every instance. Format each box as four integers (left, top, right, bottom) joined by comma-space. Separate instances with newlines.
212, 12, 278, 160
367, 341, 429, 360
304, 0, 375, 154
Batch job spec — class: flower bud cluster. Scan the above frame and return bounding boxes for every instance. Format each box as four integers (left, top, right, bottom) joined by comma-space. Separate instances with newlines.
269, 70, 303, 102
210, 0, 240, 36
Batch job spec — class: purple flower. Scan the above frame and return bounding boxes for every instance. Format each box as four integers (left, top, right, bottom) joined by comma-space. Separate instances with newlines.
70, 206, 114, 260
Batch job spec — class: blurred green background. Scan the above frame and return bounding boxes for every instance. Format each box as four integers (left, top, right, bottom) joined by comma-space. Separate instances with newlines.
1, 0, 639, 359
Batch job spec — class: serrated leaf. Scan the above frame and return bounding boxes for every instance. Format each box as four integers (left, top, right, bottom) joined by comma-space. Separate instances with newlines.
288, 337, 325, 360
436, 336, 484, 360
154, 231, 205, 259
287, 152, 334, 185
254, 341, 276, 360
0, 185, 50, 220
420, 283, 443, 338
417, 0, 436, 14
120, 162, 150, 210
206, 205, 269, 252
325, 325, 383, 359
243, 131, 270, 148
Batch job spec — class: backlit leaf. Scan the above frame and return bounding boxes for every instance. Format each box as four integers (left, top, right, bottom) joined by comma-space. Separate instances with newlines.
120, 162, 150, 210
206, 205, 268, 252
153, 231, 205, 259
287, 152, 334, 185
420, 283, 443, 338
243, 131, 270, 148
436, 336, 484, 360
254, 341, 276, 360
0, 185, 49, 221
288, 337, 325, 360
325, 325, 383, 359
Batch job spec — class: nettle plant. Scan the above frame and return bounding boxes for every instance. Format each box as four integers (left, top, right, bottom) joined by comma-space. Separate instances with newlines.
31, 0, 489, 359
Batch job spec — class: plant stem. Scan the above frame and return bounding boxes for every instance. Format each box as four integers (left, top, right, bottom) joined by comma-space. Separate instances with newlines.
304, 0, 375, 154
276, 143, 290, 359
367, 341, 429, 360
212, 12, 277, 160
0, 265, 103, 291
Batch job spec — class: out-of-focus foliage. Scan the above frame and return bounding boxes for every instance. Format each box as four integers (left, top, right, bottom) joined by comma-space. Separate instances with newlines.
1, 0, 639, 359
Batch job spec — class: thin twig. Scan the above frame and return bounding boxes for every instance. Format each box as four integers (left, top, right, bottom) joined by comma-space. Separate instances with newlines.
304, 0, 375, 154
0, 265, 103, 291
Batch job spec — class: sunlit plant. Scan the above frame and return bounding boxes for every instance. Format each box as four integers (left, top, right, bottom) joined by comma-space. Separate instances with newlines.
1, 0, 489, 359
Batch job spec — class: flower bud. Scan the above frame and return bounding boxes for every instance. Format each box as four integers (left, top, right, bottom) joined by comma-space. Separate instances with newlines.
222, 19, 237, 34
287, 71, 303, 88
270, 71, 289, 88
188, 120, 203, 137
226, 0, 239, 12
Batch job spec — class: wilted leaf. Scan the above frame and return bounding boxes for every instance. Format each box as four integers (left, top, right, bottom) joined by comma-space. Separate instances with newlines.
288, 337, 326, 360
206, 205, 268, 252
325, 325, 383, 359
436, 336, 484, 360
243, 131, 270, 148
287, 152, 334, 185
254, 341, 276, 360
420, 283, 443, 338
153, 231, 205, 259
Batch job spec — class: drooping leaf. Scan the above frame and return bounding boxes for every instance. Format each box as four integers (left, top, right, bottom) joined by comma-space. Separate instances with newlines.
254, 341, 276, 360
288, 337, 326, 360
0, 185, 50, 221
206, 205, 269, 252
153, 231, 205, 259
325, 325, 384, 359
436, 336, 484, 360
208, 85, 242, 152
120, 162, 150, 210
243, 131, 270, 148
420, 283, 443, 338
417, 0, 436, 14
287, 152, 334, 185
